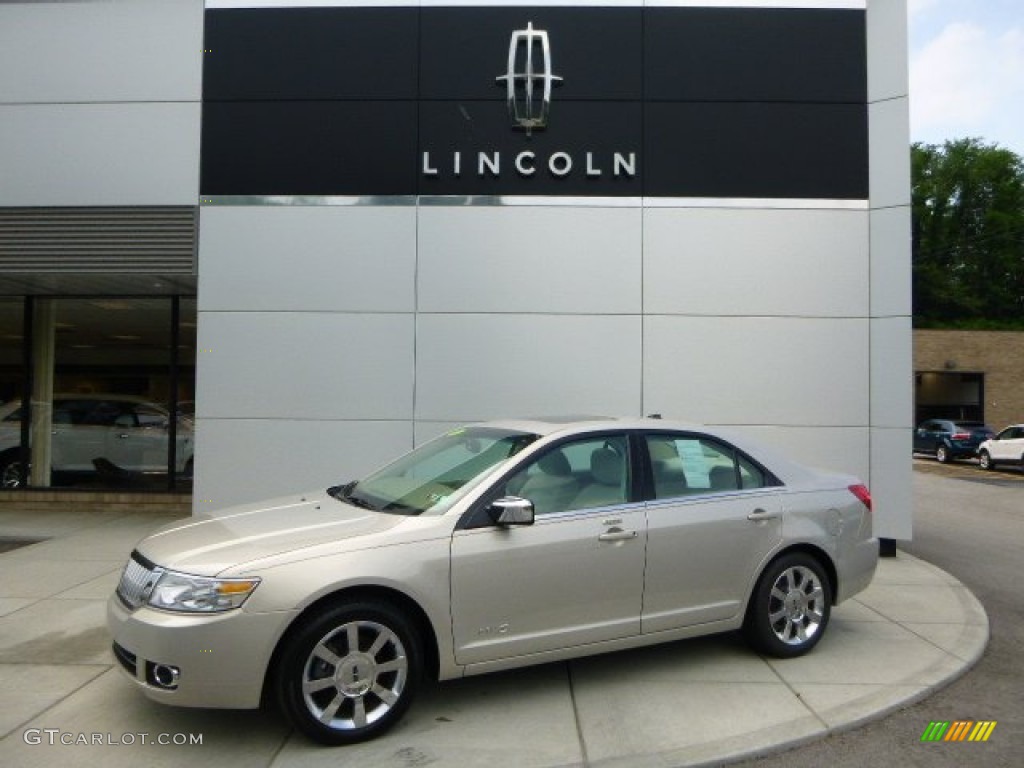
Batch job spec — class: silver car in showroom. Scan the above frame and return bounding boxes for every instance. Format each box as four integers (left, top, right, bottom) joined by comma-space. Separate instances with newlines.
108, 417, 878, 745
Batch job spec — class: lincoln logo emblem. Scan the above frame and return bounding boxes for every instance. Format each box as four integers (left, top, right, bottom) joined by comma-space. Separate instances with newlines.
496, 22, 562, 135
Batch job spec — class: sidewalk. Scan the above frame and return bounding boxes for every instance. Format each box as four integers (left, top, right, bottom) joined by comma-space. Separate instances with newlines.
0, 508, 988, 768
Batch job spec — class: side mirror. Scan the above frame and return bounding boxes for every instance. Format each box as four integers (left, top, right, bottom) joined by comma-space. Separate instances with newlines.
488, 496, 535, 527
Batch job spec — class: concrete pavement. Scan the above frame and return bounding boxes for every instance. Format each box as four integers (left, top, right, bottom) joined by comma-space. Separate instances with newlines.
0, 507, 988, 768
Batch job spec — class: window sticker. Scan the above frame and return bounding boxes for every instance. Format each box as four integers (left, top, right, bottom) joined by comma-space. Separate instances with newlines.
678, 440, 711, 489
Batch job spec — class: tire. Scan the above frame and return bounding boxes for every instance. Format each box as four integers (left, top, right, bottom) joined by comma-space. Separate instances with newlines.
275, 601, 422, 745
0, 454, 24, 489
978, 450, 995, 471
936, 444, 951, 463
744, 553, 832, 659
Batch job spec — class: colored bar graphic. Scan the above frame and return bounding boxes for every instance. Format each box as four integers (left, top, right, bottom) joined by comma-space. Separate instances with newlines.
945, 721, 972, 741
921, 720, 997, 742
921, 721, 949, 741
969, 721, 997, 742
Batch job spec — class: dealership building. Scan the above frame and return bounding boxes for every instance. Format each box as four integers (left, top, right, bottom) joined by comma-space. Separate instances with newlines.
0, 0, 912, 541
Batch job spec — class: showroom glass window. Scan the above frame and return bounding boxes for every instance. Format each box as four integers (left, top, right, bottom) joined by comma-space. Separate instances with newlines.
0, 297, 195, 492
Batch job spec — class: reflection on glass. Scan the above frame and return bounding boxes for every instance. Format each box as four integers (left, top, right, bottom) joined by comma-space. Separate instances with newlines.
0, 299, 26, 489
0, 297, 197, 492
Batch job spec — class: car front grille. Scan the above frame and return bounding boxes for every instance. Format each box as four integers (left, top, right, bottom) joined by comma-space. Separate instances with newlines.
116, 551, 159, 610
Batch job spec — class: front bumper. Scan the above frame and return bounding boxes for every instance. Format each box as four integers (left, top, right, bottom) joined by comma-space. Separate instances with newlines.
106, 594, 296, 709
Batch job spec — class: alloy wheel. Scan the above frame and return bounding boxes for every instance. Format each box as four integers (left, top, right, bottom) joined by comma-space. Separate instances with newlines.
766, 565, 826, 646
300, 619, 409, 732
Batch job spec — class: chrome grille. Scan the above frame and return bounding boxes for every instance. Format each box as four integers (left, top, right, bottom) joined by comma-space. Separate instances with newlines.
116, 553, 158, 610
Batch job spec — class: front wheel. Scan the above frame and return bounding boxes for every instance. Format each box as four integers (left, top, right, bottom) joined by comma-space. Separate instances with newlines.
275, 601, 422, 745
936, 444, 951, 463
744, 553, 832, 658
0, 455, 24, 489
978, 450, 995, 471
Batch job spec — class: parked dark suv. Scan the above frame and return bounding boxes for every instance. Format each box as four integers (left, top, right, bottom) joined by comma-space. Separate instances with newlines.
913, 419, 995, 463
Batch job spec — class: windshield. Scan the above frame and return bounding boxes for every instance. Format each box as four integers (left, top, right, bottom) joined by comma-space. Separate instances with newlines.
330, 427, 539, 516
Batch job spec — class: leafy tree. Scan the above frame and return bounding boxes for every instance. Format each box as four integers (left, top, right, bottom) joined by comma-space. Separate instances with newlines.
912, 138, 1024, 329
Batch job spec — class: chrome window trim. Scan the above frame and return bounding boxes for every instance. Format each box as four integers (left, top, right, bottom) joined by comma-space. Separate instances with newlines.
644, 486, 783, 510
531, 499, 647, 523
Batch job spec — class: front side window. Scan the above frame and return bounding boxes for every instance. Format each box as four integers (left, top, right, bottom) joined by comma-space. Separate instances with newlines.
646, 434, 768, 500
336, 427, 538, 516
499, 434, 630, 515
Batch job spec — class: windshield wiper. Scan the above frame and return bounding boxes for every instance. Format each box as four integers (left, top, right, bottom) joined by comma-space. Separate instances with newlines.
327, 481, 378, 511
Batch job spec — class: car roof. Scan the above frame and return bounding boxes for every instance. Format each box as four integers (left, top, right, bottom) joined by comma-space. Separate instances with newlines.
471, 416, 830, 486
479, 415, 697, 437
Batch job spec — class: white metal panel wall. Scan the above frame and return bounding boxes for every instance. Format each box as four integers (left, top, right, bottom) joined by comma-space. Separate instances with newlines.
644, 208, 868, 317
867, 0, 913, 539
643, 315, 870, 426
198, 206, 416, 312
0, 1, 203, 207
0, 104, 201, 207
193, 420, 413, 512
417, 206, 642, 314
195, 204, 418, 505
416, 314, 643, 422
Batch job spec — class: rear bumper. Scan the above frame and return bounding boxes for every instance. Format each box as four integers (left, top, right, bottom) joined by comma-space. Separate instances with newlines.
836, 537, 878, 603
947, 442, 982, 458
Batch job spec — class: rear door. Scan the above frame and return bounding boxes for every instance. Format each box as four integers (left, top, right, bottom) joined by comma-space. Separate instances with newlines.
640, 432, 784, 633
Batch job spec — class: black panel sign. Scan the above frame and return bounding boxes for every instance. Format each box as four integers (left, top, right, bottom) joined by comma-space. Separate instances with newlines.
201, 5, 867, 199
419, 7, 643, 101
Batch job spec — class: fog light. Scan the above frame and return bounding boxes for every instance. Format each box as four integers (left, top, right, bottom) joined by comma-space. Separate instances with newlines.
148, 662, 180, 689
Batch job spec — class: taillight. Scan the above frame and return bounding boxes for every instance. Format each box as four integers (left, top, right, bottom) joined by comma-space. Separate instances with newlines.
848, 484, 872, 512
950, 432, 970, 441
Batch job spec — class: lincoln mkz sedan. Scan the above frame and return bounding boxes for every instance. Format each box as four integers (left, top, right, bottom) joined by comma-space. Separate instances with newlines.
108, 417, 878, 745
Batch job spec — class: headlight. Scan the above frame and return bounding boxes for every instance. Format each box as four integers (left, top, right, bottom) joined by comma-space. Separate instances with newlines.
147, 570, 260, 613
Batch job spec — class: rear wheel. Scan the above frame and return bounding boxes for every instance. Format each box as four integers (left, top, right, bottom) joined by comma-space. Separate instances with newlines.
276, 601, 422, 745
744, 553, 832, 658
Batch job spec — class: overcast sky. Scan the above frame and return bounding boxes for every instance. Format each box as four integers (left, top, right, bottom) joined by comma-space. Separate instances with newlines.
909, 0, 1024, 155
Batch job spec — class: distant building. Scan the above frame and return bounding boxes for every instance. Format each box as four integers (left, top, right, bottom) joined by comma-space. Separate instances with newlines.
915, 330, 1024, 429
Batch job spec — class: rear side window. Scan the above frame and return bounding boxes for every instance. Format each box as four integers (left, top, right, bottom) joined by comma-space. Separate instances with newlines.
645, 434, 773, 500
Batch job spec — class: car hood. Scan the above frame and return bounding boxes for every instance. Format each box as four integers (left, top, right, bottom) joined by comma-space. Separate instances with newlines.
135, 491, 408, 576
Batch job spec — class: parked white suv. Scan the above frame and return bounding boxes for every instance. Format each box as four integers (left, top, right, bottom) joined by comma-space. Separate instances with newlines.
0, 394, 194, 488
978, 425, 1024, 470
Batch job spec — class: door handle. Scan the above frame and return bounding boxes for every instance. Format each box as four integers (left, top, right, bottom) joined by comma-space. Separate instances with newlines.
747, 509, 779, 522
117, 433, 130, 439
598, 529, 638, 542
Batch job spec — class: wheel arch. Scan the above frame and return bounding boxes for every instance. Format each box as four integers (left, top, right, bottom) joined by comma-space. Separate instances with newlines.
261, 584, 441, 708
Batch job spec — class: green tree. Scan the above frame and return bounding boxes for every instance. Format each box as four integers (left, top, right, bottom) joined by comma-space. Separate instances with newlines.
912, 138, 1024, 329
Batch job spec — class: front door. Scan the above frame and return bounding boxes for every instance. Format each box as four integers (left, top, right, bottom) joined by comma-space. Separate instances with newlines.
450, 434, 646, 666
